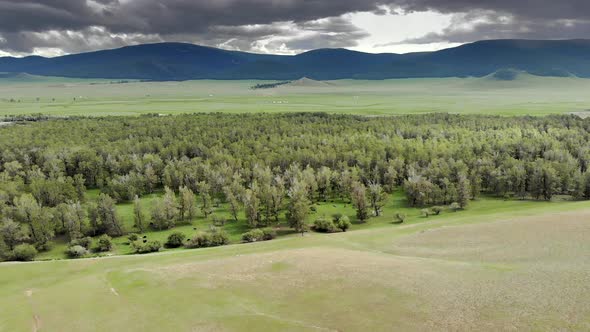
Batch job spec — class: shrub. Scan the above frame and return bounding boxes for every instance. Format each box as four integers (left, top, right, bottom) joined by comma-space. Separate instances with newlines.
165, 232, 186, 248
211, 215, 226, 226
432, 206, 444, 215
421, 208, 431, 218
66, 245, 89, 258
242, 229, 264, 242
95, 234, 113, 252
331, 213, 343, 222
69, 236, 92, 249
313, 216, 337, 233
127, 233, 139, 242
394, 213, 406, 223
209, 228, 230, 246
261, 228, 277, 241
186, 229, 229, 248
132, 240, 162, 254
11, 244, 37, 261
450, 202, 461, 212
336, 215, 351, 232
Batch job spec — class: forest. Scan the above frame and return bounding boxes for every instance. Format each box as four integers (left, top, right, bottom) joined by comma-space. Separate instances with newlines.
1, 112, 590, 261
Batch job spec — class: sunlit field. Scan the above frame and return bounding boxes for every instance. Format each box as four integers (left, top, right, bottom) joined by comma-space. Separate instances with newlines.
2, 75, 590, 117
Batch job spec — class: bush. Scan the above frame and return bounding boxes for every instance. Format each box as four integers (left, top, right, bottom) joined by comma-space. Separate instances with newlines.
243, 228, 277, 242
132, 240, 162, 254
186, 229, 229, 248
211, 215, 226, 226
313, 216, 338, 233
394, 213, 406, 223
331, 213, 343, 222
95, 234, 113, 252
165, 232, 186, 248
450, 202, 461, 212
209, 228, 230, 246
70, 237, 92, 250
127, 233, 139, 242
261, 228, 277, 241
421, 208, 431, 218
432, 206, 444, 215
11, 244, 37, 261
66, 245, 89, 258
242, 229, 264, 242
336, 215, 351, 232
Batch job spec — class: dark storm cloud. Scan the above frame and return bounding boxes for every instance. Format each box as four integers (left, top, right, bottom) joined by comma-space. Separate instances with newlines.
1, 0, 590, 55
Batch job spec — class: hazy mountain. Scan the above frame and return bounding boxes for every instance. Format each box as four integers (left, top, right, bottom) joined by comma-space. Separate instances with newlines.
1, 39, 590, 80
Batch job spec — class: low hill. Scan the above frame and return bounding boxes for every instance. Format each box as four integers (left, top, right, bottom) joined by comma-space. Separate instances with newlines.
287, 77, 333, 87
2, 39, 590, 80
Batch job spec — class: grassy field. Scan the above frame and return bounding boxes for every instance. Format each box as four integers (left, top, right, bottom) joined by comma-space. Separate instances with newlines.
1, 197, 589, 331
1, 75, 590, 116
35, 189, 564, 261
3, 74, 590, 330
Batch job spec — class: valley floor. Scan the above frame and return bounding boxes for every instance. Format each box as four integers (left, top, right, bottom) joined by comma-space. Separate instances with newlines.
1, 200, 589, 331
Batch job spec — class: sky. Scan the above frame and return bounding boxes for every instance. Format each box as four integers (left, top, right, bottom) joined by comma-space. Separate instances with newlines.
0, 1, 589, 57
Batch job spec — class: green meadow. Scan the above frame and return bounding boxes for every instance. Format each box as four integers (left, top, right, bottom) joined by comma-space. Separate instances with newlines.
2, 74, 590, 331
1, 75, 590, 116
2, 197, 589, 331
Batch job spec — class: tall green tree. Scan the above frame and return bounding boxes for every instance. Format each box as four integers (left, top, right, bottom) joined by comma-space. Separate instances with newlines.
287, 180, 310, 235
350, 181, 370, 222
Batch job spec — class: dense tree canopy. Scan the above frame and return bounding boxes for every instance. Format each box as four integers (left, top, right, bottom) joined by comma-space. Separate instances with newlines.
1, 112, 590, 257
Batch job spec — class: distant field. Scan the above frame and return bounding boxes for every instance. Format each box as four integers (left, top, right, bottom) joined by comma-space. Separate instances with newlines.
1, 199, 589, 331
1, 75, 590, 116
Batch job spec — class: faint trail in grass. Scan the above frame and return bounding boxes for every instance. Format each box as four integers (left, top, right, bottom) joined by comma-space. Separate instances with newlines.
25, 289, 42, 332
239, 304, 338, 331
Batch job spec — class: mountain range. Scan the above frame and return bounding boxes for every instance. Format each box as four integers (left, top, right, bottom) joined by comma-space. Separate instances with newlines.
1, 39, 590, 81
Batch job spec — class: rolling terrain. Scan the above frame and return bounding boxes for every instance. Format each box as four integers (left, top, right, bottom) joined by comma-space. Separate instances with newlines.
1, 200, 589, 331
2, 39, 590, 80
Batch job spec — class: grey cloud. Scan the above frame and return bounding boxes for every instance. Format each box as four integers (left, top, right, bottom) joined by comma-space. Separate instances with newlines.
2, 0, 590, 55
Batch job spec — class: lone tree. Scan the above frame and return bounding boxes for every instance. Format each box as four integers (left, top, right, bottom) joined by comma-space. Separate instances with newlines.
350, 181, 370, 223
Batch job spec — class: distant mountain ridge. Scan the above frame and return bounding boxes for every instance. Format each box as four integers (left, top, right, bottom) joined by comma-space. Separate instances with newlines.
2, 39, 590, 80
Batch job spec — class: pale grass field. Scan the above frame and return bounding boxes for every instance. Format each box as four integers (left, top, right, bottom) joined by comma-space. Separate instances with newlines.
2, 76, 590, 116
1, 203, 589, 331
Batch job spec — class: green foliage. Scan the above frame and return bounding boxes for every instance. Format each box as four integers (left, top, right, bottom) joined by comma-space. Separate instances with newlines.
432, 206, 444, 215
69, 236, 92, 250
241, 229, 264, 243
450, 202, 461, 212
66, 245, 89, 258
165, 232, 186, 248
241, 228, 277, 242
287, 179, 310, 235
131, 240, 162, 254
95, 234, 113, 252
127, 233, 139, 242
394, 213, 407, 223
336, 216, 351, 232
4, 113, 590, 256
186, 229, 229, 248
11, 244, 37, 261
421, 209, 431, 218
351, 181, 370, 223
313, 216, 338, 233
